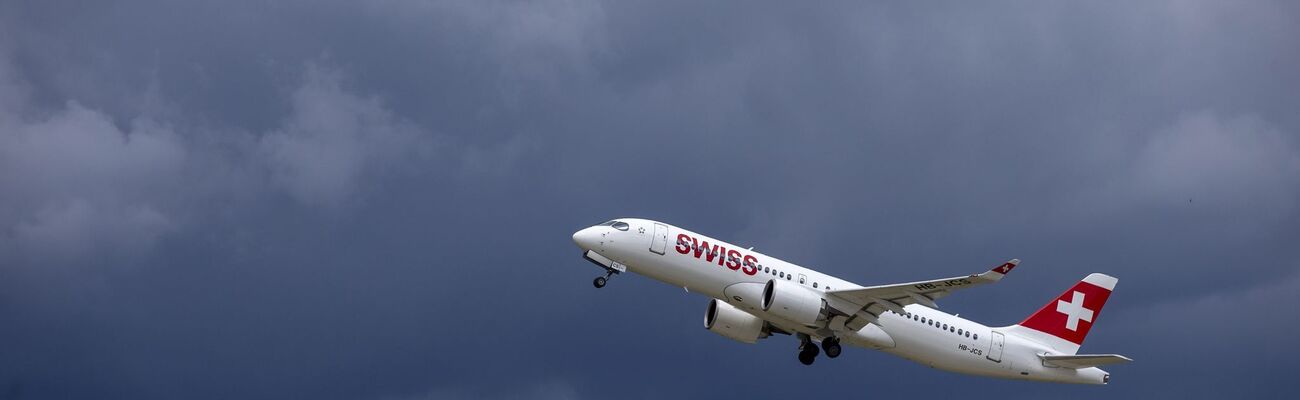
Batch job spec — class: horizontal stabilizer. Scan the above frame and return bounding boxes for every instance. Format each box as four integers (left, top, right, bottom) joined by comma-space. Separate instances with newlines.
1039, 353, 1133, 369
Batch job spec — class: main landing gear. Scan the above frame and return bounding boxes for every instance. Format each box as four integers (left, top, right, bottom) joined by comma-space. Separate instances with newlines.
821, 336, 842, 359
796, 335, 842, 365
797, 334, 820, 365
593, 269, 617, 288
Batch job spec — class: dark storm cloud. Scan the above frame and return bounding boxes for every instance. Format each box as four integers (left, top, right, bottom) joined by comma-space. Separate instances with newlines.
2, 0, 1298, 398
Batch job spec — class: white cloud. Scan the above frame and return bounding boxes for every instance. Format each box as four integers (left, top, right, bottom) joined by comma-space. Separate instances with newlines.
0, 95, 185, 259
370, 0, 608, 97
1107, 265, 1300, 366
13, 199, 173, 260
1128, 112, 1300, 213
258, 65, 433, 208
0, 54, 439, 263
1061, 111, 1300, 233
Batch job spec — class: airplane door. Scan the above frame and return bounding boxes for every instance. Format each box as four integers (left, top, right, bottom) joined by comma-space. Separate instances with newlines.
649, 223, 668, 255
987, 331, 1005, 363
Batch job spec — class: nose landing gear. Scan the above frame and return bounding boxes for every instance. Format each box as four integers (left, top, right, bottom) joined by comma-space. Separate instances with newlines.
583, 250, 623, 289
593, 269, 617, 288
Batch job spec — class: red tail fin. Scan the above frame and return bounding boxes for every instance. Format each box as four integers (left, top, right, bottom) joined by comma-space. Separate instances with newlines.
1018, 273, 1117, 347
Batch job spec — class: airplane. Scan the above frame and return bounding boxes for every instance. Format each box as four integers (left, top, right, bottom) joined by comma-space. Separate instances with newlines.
571, 218, 1131, 384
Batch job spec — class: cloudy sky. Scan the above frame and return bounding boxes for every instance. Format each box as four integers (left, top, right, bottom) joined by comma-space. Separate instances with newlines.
2, 1, 1298, 398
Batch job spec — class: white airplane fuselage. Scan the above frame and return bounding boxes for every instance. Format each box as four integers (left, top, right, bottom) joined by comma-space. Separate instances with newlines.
572, 218, 1112, 385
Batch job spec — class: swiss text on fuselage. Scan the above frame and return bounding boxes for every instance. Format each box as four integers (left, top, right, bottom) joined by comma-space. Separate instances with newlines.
675, 233, 759, 276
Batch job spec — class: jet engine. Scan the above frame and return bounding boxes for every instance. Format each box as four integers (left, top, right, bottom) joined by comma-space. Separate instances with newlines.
704, 299, 770, 344
761, 279, 828, 326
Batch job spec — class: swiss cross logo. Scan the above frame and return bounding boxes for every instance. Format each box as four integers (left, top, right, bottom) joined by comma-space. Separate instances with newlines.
993, 263, 1016, 274
1019, 281, 1113, 345
1056, 291, 1095, 331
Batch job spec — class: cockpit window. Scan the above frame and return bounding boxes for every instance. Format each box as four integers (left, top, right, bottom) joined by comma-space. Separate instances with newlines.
611, 221, 630, 231
598, 220, 617, 226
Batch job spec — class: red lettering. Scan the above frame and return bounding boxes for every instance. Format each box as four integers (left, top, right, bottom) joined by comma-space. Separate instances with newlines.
694, 239, 721, 263
726, 249, 741, 270
705, 244, 720, 263
682, 235, 761, 277
742, 255, 758, 275
675, 233, 691, 254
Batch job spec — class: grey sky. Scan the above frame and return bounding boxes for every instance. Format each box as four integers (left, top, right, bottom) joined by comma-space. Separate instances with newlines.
2, 1, 1298, 398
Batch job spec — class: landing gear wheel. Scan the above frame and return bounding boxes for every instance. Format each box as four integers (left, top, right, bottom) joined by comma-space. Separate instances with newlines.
802, 344, 820, 358
821, 337, 842, 358
797, 341, 820, 365
798, 350, 816, 365
592, 269, 616, 288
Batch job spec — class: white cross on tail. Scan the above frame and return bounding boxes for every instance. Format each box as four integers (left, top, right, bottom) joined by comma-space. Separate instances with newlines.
1056, 291, 1094, 331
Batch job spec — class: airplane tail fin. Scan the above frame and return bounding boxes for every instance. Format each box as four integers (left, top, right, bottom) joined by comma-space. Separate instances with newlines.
1006, 273, 1117, 354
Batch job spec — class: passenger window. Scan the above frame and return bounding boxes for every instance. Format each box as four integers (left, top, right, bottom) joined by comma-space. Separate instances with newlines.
974, 334, 979, 340
779, 272, 784, 278
942, 324, 948, 330
813, 282, 819, 288
958, 329, 963, 335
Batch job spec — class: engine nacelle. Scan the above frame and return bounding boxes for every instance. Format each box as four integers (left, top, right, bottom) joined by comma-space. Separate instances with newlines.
704, 299, 770, 344
761, 279, 828, 326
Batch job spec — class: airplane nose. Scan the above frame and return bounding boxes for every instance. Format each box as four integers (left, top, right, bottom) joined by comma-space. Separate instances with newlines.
572, 227, 599, 249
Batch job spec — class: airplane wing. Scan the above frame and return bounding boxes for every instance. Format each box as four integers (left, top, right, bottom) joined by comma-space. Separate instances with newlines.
826, 259, 1019, 329
1039, 353, 1133, 369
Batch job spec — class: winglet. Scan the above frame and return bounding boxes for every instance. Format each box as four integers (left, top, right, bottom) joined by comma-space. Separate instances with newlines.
979, 259, 1020, 281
